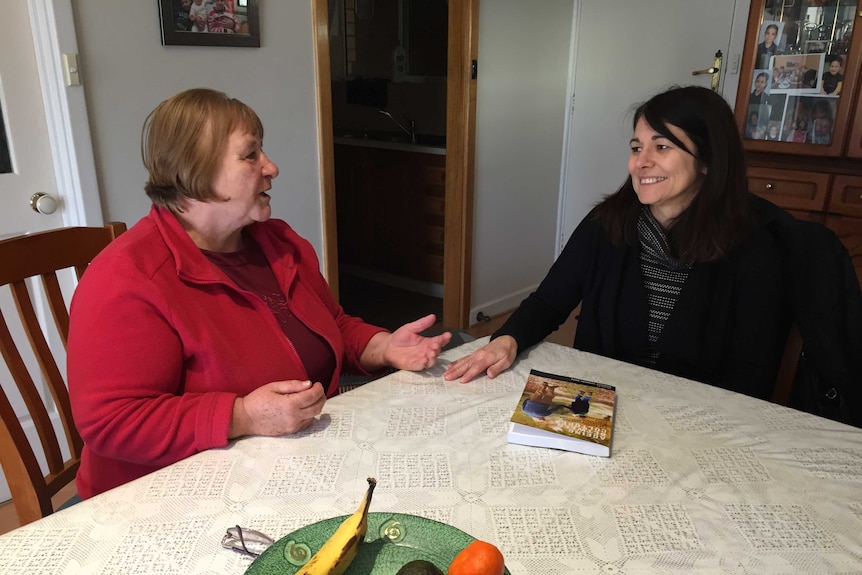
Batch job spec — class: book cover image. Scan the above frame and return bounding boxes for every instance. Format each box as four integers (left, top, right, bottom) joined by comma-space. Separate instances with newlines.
510, 369, 616, 451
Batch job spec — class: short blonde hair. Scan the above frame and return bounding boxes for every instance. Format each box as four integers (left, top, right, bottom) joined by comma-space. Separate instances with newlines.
142, 88, 264, 208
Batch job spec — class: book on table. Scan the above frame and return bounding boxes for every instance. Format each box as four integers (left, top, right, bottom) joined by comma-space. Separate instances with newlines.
507, 369, 617, 457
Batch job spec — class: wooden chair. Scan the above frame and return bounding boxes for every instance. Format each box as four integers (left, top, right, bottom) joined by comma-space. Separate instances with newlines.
0, 222, 126, 525
771, 323, 803, 407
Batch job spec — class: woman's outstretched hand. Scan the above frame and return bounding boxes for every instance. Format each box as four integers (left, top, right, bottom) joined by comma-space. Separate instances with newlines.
361, 314, 452, 371
443, 335, 518, 383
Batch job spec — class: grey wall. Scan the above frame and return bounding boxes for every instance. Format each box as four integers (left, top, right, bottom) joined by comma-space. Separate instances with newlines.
470, 0, 574, 320
72, 1, 574, 323
73, 1, 325, 250
558, 1, 749, 252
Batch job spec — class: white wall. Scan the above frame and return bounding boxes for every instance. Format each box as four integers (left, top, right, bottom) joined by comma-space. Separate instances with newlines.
557, 0, 749, 252
71, 0, 576, 325
469, 0, 574, 321
72, 1, 325, 253
69, 2, 750, 328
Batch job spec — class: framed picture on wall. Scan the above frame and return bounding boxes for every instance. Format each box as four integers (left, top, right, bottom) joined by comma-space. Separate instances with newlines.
159, 0, 260, 47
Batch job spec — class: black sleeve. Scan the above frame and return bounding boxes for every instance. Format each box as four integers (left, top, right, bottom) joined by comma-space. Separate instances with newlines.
491, 216, 603, 353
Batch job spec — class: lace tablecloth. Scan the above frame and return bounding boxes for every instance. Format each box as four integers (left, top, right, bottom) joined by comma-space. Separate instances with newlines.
1, 339, 861, 574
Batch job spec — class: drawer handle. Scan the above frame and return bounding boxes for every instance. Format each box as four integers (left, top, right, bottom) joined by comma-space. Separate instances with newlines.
765, 183, 774, 190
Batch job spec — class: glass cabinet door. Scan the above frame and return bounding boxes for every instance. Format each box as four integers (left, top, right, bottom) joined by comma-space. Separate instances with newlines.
739, 0, 860, 155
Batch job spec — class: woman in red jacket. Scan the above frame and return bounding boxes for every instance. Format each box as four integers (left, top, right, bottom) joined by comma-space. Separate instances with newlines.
67, 88, 451, 498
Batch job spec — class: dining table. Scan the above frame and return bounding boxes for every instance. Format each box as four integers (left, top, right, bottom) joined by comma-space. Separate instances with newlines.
1, 337, 861, 574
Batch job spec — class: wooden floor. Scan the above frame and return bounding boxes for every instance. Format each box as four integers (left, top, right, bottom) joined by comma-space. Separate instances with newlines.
0, 311, 577, 535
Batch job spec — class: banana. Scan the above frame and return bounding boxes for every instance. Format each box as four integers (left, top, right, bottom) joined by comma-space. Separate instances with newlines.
295, 477, 377, 575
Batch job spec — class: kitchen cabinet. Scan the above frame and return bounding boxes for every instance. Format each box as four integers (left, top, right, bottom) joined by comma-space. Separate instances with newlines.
335, 144, 445, 284
335, 0, 447, 80
735, 0, 862, 287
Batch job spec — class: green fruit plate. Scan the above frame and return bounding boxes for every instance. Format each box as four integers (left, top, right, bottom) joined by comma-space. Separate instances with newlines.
245, 512, 511, 574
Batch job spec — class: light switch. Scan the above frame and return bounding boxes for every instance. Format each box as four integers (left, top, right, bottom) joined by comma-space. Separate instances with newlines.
729, 53, 741, 75
63, 53, 81, 86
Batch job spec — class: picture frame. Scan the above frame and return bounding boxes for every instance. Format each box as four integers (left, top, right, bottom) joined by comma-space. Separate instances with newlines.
779, 94, 837, 144
755, 20, 785, 69
769, 53, 824, 94
749, 69, 772, 105
158, 0, 260, 48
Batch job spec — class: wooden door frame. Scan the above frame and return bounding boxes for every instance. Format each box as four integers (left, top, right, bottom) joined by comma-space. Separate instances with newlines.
311, 0, 479, 329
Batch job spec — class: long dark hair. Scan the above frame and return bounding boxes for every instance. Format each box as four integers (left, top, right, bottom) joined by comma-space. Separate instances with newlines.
593, 85, 754, 262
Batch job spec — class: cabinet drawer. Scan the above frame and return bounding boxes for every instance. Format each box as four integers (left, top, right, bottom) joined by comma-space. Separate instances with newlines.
828, 175, 862, 218
421, 196, 445, 216
419, 165, 446, 187
415, 254, 444, 283
825, 215, 862, 290
420, 225, 445, 247
747, 167, 830, 212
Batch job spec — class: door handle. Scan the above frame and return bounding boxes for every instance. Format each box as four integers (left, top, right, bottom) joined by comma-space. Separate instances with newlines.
30, 192, 59, 215
692, 50, 723, 92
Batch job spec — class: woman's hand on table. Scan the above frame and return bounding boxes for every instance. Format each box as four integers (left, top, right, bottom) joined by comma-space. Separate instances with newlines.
361, 314, 452, 371
229, 380, 325, 438
443, 335, 518, 383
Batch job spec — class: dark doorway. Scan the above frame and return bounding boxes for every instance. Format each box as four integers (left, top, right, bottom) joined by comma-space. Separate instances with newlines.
328, 0, 448, 330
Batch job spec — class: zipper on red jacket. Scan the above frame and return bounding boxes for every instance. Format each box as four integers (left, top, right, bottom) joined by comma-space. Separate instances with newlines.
176, 273, 312, 382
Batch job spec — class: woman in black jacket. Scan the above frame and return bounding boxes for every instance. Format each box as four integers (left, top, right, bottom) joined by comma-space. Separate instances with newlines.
445, 86, 785, 399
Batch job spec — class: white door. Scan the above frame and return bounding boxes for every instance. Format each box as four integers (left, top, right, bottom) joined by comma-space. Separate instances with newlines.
0, 0, 64, 236
557, 0, 750, 250
0, 0, 102, 505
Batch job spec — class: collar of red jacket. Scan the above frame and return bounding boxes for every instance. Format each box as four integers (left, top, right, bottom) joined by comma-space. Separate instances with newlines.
148, 205, 300, 286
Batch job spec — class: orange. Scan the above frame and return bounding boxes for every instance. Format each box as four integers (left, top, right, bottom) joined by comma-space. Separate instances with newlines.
447, 540, 505, 575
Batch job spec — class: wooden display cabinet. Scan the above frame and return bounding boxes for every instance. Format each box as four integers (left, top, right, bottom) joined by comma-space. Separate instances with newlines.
735, 0, 862, 286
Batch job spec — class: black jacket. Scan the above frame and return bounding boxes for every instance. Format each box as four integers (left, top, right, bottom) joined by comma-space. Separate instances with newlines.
494, 198, 785, 400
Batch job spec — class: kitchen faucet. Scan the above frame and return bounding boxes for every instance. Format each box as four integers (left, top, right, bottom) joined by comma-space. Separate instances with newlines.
378, 110, 416, 143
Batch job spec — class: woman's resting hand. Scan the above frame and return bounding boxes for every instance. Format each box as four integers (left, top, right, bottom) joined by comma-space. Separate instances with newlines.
443, 335, 518, 383
229, 380, 326, 438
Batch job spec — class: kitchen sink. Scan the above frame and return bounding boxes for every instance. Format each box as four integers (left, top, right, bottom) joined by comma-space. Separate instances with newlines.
334, 129, 445, 148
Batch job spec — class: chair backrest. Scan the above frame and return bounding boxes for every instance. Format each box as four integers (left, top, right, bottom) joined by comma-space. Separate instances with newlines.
772, 323, 802, 407
0, 222, 126, 525
769, 219, 862, 427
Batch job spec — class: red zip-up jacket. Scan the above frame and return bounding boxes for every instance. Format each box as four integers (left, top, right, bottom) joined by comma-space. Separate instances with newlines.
68, 206, 385, 498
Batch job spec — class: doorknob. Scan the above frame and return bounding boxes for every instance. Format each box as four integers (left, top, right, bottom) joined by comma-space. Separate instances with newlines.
692, 50, 723, 92
30, 192, 59, 215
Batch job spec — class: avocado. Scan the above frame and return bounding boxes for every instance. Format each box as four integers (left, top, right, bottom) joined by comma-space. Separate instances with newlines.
395, 559, 445, 575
